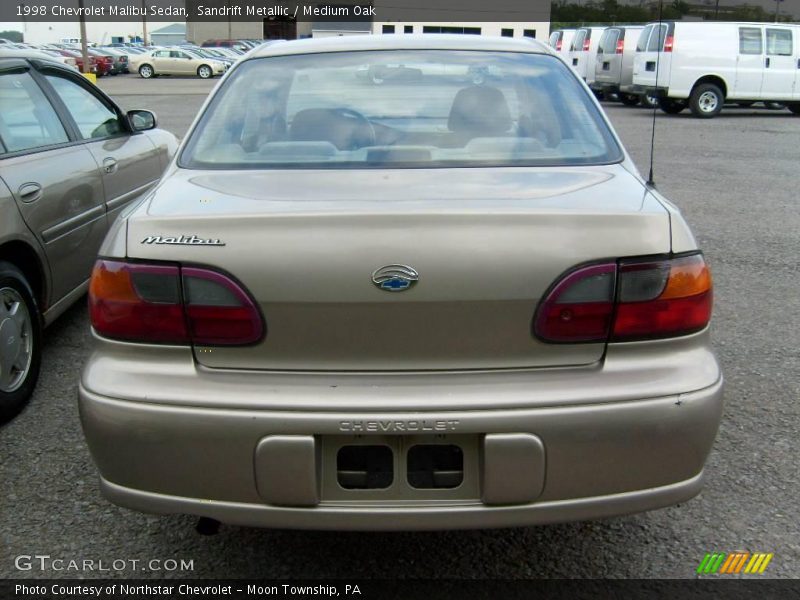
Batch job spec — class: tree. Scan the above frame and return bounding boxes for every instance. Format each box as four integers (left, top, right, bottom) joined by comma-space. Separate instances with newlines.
0, 30, 24, 43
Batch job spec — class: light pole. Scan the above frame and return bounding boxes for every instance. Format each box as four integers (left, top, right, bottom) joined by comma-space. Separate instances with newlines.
78, 0, 89, 74
142, 0, 148, 45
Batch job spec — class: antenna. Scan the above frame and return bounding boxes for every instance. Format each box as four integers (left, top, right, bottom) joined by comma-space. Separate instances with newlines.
647, 0, 665, 187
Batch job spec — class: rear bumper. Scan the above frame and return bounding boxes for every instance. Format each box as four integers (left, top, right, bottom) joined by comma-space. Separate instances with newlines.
79, 331, 724, 530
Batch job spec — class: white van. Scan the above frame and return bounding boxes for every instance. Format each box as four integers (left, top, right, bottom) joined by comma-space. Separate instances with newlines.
548, 29, 576, 62
592, 25, 645, 104
632, 21, 800, 117
568, 27, 605, 84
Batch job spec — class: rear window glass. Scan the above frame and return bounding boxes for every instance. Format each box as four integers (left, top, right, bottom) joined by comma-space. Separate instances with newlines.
180, 50, 623, 170
636, 25, 652, 51
646, 24, 667, 52
739, 28, 763, 55
571, 31, 586, 51
599, 29, 621, 54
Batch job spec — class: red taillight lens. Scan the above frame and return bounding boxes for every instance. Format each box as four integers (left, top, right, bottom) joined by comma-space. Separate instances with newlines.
583, 38, 591, 51
613, 254, 711, 340
664, 35, 674, 52
534, 263, 616, 343
182, 267, 263, 345
534, 254, 713, 343
89, 260, 264, 346
556, 39, 562, 51
616, 39, 625, 54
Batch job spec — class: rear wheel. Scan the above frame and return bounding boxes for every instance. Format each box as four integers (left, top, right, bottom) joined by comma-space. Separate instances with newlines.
658, 97, 687, 114
139, 64, 154, 79
197, 65, 213, 79
689, 83, 724, 118
641, 92, 660, 109
620, 94, 640, 107
0, 262, 41, 424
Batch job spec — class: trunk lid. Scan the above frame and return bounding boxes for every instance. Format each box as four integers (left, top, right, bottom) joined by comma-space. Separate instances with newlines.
127, 165, 669, 371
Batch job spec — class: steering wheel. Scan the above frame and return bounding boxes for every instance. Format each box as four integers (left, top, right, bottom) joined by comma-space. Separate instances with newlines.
334, 107, 376, 149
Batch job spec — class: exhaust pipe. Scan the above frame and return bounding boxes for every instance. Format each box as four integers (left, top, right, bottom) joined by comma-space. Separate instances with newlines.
195, 517, 221, 536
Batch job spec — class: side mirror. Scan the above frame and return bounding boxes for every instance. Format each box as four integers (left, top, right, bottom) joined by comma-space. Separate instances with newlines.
127, 109, 156, 132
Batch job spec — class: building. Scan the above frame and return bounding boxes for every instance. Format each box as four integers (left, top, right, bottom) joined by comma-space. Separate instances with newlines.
187, 1, 550, 43
150, 23, 187, 45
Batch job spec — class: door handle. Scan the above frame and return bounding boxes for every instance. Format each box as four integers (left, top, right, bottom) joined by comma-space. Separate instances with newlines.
18, 182, 42, 203
797, 58, 800, 68
766, 57, 770, 68
102, 157, 118, 174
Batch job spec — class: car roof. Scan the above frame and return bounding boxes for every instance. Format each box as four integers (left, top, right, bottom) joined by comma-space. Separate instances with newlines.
0, 50, 71, 69
250, 34, 551, 59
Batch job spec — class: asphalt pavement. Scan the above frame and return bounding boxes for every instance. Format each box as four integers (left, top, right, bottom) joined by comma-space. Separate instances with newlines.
1, 74, 798, 579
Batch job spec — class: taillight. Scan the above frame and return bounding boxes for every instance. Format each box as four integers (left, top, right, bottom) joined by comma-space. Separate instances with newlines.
556, 39, 562, 51
89, 260, 263, 345
664, 35, 674, 52
534, 263, 616, 343
583, 38, 591, 51
534, 254, 712, 343
613, 254, 711, 340
616, 39, 625, 54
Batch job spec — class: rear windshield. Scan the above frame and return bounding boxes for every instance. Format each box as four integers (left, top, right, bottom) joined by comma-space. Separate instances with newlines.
180, 50, 622, 170
598, 29, 621, 54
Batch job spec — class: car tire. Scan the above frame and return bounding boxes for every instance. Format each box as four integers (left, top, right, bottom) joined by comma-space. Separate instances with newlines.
139, 64, 154, 79
0, 262, 42, 425
689, 83, 724, 118
787, 103, 800, 115
658, 97, 687, 114
641, 92, 660, 109
620, 94, 640, 107
197, 65, 213, 79
764, 102, 785, 110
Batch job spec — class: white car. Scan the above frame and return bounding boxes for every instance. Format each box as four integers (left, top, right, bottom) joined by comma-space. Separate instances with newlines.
0, 47, 78, 71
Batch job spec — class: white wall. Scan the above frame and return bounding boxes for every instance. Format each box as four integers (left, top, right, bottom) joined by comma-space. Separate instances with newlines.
371, 22, 550, 40
12, 21, 182, 45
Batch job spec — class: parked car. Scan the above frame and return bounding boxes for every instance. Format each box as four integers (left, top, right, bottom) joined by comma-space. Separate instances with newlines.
85, 48, 118, 76
99, 47, 130, 74
568, 27, 605, 85
50, 48, 97, 75
632, 21, 800, 117
0, 47, 79, 71
80, 34, 723, 531
201, 39, 252, 52
0, 56, 177, 423
592, 26, 649, 106
129, 48, 228, 79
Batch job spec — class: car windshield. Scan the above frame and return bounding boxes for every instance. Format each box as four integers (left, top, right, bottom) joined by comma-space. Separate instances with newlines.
180, 50, 622, 169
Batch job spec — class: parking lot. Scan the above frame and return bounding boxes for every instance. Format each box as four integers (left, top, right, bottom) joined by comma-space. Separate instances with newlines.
1, 74, 799, 579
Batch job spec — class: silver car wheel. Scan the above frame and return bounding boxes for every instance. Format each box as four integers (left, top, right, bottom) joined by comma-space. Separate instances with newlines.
139, 64, 153, 78
698, 91, 719, 113
0, 287, 33, 394
198, 65, 213, 79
